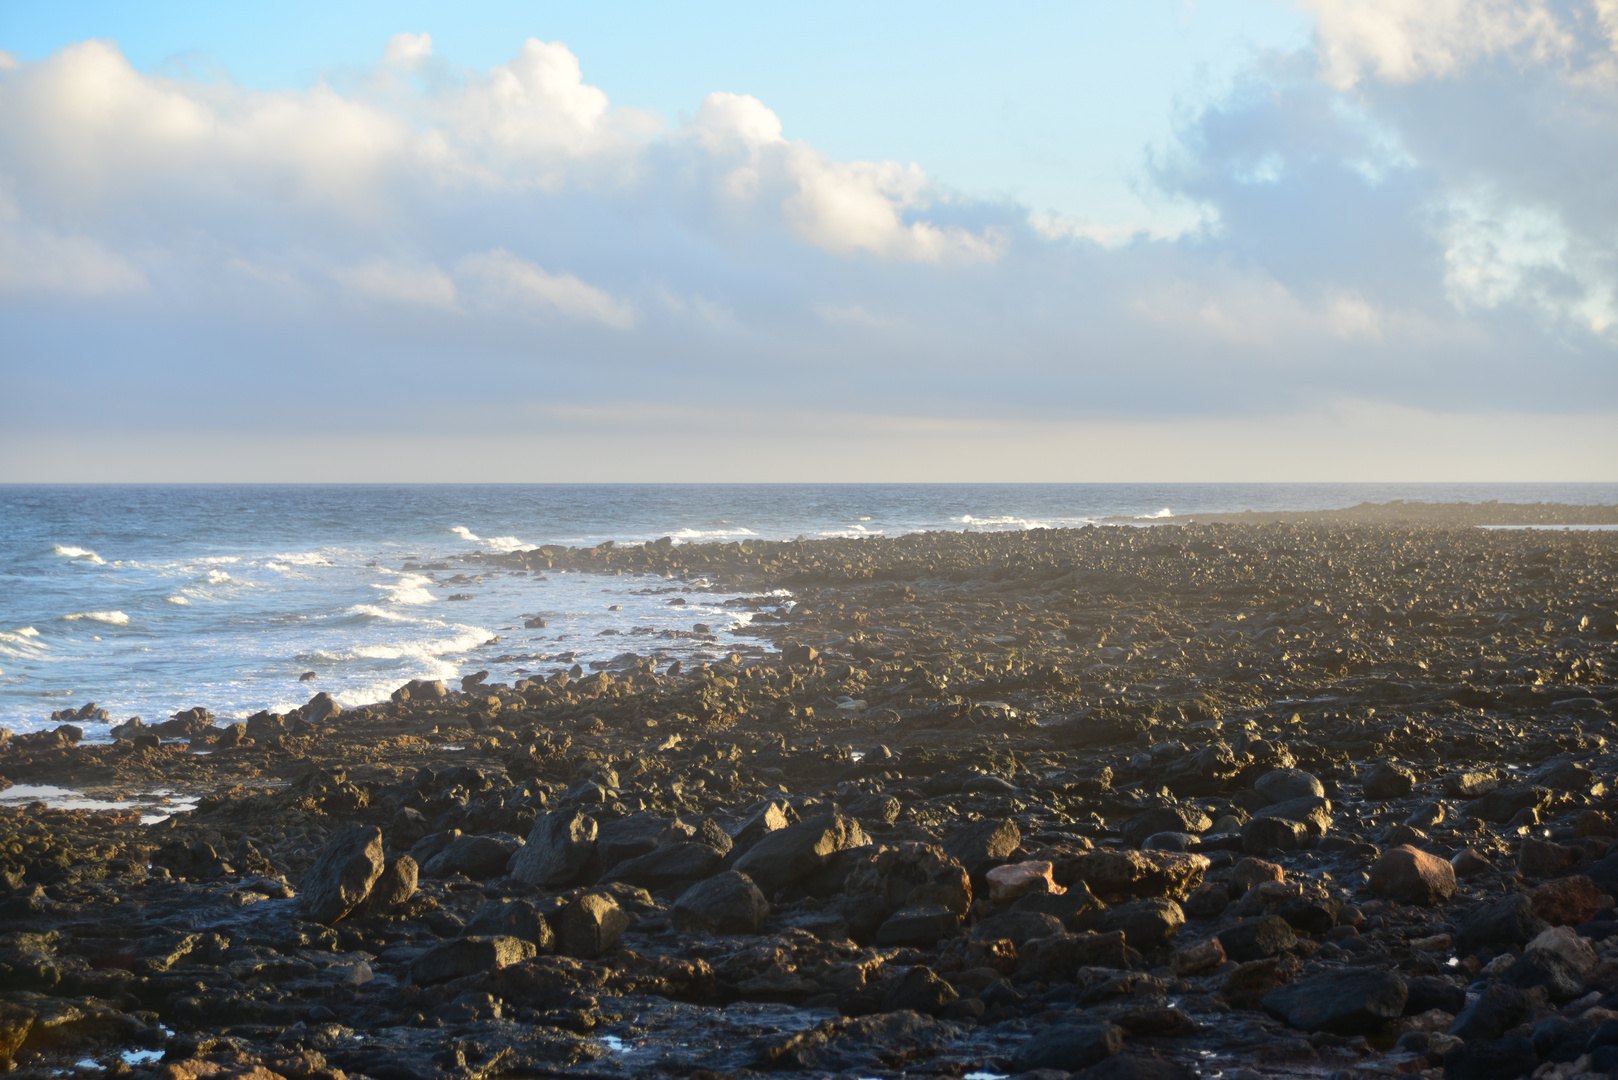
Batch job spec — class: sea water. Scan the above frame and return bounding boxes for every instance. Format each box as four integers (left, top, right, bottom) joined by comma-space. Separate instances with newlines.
3, 482, 1614, 738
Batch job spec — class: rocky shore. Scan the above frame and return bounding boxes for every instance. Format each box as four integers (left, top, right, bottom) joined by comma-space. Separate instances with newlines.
0, 510, 1616, 1080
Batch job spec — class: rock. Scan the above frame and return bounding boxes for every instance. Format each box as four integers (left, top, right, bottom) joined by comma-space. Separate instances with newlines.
881, 966, 958, 1015
1449, 983, 1529, 1043
731, 812, 869, 894
557, 891, 631, 958
423, 833, 523, 879
874, 904, 960, 947
1530, 875, 1607, 926
1464, 784, 1551, 823
1069, 849, 1209, 902
942, 819, 1021, 877
1500, 946, 1587, 1003
1170, 937, 1226, 975
0, 1002, 32, 1066
1218, 916, 1298, 962
1519, 836, 1577, 878
1010, 1023, 1124, 1073
986, 860, 1063, 902
845, 842, 972, 916
604, 842, 725, 891
1015, 931, 1131, 981
1096, 898, 1185, 951
352, 856, 417, 917
303, 691, 342, 723
1222, 958, 1292, 1009
971, 910, 1066, 948
1362, 762, 1417, 800
1072, 1056, 1197, 1080
1445, 770, 1499, 798
1526, 925, 1598, 976
1241, 816, 1308, 853
671, 870, 769, 935
1404, 975, 1467, 1015
1368, 845, 1456, 905
728, 800, 791, 851
1262, 968, 1408, 1034
411, 935, 536, 984
1442, 1035, 1539, 1080
301, 826, 385, 925
1121, 806, 1211, 849
1231, 857, 1285, 893
508, 810, 598, 888
1456, 893, 1550, 955
596, 812, 672, 868
1254, 768, 1325, 804
1451, 848, 1493, 877
464, 899, 556, 952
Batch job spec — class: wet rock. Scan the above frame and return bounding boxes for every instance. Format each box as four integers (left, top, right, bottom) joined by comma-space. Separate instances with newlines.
1010, 1023, 1125, 1073
1219, 916, 1298, 962
557, 891, 631, 958
1262, 968, 1408, 1034
1096, 898, 1185, 951
1231, 857, 1285, 893
604, 842, 725, 891
301, 825, 385, 925
1222, 958, 1293, 1009
1073, 1056, 1197, 1080
1449, 983, 1530, 1043
731, 812, 869, 894
1170, 938, 1226, 975
423, 833, 523, 879
671, 870, 769, 934
411, 935, 537, 984
1404, 975, 1467, 1016
464, 899, 556, 952
1500, 945, 1587, 1003
1456, 894, 1550, 955
1361, 762, 1417, 800
509, 810, 598, 888
881, 966, 958, 1015
1442, 1035, 1538, 1080
352, 855, 417, 917
1369, 845, 1456, 905
1254, 768, 1325, 804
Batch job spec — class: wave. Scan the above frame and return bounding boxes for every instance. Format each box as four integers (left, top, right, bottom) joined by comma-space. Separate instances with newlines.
1140, 508, 1173, 519
333, 604, 421, 626
61, 611, 129, 625
372, 572, 435, 605
166, 596, 191, 605
0, 628, 48, 660
671, 527, 759, 541
202, 569, 236, 585
270, 551, 333, 567
451, 526, 528, 553
53, 545, 106, 565
299, 623, 490, 671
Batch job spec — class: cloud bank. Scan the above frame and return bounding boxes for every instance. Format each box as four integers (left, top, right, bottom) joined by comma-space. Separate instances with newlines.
0, 8, 1613, 479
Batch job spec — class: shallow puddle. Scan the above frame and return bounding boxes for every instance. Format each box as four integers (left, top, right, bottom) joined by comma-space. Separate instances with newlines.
0, 783, 197, 823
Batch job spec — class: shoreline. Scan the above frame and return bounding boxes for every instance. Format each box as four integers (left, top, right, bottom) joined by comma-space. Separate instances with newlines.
0, 506, 1615, 1077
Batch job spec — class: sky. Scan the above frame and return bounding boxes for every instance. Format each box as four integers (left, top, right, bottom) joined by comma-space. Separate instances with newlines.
0, 0, 1614, 481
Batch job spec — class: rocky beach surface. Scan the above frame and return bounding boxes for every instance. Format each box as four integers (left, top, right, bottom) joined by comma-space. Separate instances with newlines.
0, 507, 1615, 1080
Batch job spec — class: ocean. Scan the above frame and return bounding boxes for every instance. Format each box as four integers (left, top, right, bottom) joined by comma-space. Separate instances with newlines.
3, 482, 1615, 739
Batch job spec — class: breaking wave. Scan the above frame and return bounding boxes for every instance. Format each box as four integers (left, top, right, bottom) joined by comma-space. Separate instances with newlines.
61, 611, 129, 625
53, 545, 106, 564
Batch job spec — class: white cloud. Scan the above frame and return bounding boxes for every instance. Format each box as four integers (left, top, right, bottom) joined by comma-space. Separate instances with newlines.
1300, 0, 1575, 89
457, 249, 635, 328
384, 33, 433, 66
342, 258, 459, 310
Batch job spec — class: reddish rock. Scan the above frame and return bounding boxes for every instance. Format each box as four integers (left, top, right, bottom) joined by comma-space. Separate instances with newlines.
1170, 937, 1226, 975
1530, 875, 1608, 926
1451, 848, 1494, 877
1232, 857, 1285, 894
1070, 849, 1210, 902
1368, 845, 1456, 905
987, 860, 1064, 902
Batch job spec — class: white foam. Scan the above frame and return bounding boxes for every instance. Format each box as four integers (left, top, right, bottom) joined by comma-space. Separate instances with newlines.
53, 545, 106, 564
1142, 508, 1173, 519
339, 604, 418, 624
13, 627, 38, 638
450, 526, 480, 541
166, 595, 191, 605
371, 572, 436, 605
451, 526, 528, 553
671, 527, 760, 541
61, 611, 129, 625
303, 623, 491, 667
271, 551, 333, 567
201, 569, 237, 585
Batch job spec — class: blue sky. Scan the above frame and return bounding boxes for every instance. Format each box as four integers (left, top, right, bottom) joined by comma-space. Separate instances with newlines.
0, 1, 1614, 480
